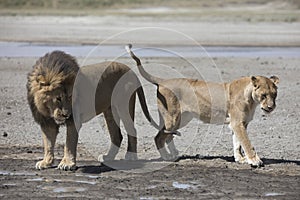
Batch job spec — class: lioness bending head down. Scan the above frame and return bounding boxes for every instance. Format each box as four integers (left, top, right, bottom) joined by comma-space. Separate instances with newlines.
27, 50, 156, 170
126, 44, 279, 167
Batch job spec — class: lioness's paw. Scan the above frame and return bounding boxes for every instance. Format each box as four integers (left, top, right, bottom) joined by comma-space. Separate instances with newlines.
35, 160, 52, 170
159, 148, 178, 161
125, 152, 138, 161
57, 159, 77, 171
235, 157, 247, 164
247, 154, 264, 167
169, 148, 179, 157
234, 154, 247, 164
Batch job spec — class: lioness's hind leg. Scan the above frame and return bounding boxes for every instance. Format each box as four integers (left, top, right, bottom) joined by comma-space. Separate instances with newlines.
100, 107, 122, 162
36, 124, 58, 170
166, 135, 179, 157
155, 130, 177, 160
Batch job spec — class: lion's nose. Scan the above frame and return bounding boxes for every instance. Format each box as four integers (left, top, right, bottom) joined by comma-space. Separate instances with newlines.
267, 105, 275, 111
267, 106, 273, 111
62, 113, 70, 118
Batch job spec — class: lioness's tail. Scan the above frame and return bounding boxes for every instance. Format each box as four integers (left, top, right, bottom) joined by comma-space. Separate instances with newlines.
125, 44, 163, 85
136, 86, 160, 130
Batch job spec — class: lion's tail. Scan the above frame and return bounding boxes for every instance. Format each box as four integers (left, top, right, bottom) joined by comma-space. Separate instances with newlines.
136, 86, 160, 130
125, 44, 163, 86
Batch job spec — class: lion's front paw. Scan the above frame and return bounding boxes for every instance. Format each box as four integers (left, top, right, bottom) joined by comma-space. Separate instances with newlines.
247, 154, 264, 167
35, 160, 53, 170
57, 158, 77, 171
125, 152, 138, 161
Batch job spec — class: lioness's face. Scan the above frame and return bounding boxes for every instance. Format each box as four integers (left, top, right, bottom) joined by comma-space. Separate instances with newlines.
45, 88, 72, 125
251, 76, 279, 114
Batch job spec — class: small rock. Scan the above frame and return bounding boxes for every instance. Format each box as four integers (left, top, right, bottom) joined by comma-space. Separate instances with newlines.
3, 132, 8, 137
7, 112, 12, 116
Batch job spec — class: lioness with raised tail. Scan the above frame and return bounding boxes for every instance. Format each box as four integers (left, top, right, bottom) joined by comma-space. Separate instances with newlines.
126, 44, 279, 167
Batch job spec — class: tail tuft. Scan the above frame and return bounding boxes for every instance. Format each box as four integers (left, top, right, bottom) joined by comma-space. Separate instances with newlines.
125, 44, 132, 53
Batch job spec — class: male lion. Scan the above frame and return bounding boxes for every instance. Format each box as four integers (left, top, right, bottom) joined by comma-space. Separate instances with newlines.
27, 50, 156, 170
126, 44, 279, 167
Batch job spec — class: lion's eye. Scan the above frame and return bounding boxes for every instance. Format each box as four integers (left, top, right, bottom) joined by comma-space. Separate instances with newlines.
261, 94, 267, 100
56, 97, 62, 102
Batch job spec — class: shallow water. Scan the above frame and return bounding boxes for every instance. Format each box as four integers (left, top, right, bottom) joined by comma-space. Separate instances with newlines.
264, 192, 285, 197
0, 42, 299, 58
0, 170, 36, 176
172, 181, 193, 189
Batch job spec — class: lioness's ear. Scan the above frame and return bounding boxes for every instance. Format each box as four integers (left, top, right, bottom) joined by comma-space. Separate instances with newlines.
251, 76, 258, 88
270, 76, 279, 85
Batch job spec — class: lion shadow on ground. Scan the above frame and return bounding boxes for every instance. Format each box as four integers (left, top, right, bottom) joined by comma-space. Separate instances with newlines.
77, 155, 300, 174
77, 158, 166, 174
78, 164, 115, 174
177, 154, 300, 166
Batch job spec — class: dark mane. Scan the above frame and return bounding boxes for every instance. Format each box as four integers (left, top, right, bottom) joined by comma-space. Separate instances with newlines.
26, 51, 79, 126
37, 51, 79, 76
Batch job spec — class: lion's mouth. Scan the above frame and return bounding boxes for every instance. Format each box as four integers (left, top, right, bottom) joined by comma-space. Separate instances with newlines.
54, 118, 67, 125
261, 107, 273, 114
54, 113, 71, 125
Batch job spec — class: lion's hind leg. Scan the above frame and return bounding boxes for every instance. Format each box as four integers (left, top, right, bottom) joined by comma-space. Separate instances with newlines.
119, 94, 138, 161
99, 107, 122, 162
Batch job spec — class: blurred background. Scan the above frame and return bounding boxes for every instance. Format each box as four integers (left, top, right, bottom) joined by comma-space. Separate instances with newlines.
0, 0, 299, 22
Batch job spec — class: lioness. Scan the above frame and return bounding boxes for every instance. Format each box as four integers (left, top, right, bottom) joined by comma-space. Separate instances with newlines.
27, 50, 156, 170
126, 44, 279, 167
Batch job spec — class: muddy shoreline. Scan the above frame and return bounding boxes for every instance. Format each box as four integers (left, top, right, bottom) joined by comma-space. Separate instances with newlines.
1, 145, 299, 199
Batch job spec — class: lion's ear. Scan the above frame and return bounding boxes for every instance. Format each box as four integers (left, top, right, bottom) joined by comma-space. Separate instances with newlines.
251, 76, 258, 88
270, 76, 279, 85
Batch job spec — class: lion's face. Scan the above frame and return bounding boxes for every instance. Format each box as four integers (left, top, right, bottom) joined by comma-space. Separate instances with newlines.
251, 76, 279, 114
33, 83, 73, 125
48, 88, 72, 125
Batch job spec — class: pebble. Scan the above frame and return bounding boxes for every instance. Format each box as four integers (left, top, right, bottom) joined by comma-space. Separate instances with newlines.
3, 132, 8, 137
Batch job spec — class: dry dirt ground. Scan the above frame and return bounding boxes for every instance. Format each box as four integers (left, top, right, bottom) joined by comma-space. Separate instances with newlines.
0, 56, 299, 199
0, 3, 299, 198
